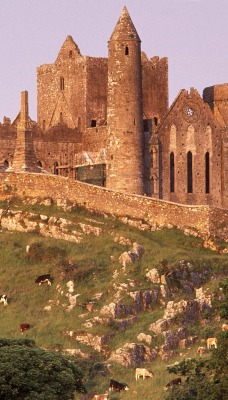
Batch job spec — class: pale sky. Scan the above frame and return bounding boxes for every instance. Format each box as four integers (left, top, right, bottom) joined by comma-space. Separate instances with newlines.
0, 0, 227, 122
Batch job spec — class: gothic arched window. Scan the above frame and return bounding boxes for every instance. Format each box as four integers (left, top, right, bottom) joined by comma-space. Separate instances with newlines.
187, 151, 193, 193
170, 152, 175, 193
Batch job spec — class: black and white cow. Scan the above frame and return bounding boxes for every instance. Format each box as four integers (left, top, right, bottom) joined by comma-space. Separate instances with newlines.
35, 274, 52, 286
0, 294, 8, 306
109, 379, 129, 392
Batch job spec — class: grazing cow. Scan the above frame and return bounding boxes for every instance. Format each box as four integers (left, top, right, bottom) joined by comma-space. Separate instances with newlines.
222, 323, 228, 331
92, 394, 109, 400
20, 323, 30, 334
109, 379, 129, 392
135, 368, 154, 381
0, 294, 8, 306
35, 274, 51, 286
197, 346, 206, 357
207, 337, 218, 349
164, 377, 182, 390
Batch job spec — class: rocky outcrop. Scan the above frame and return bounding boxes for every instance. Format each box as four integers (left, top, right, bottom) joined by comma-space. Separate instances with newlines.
119, 242, 144, 267
63, 330, 115, 353
109, 343, 157, 366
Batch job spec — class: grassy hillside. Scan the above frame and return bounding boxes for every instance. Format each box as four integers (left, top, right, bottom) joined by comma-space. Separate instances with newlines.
0, 198, 227, 399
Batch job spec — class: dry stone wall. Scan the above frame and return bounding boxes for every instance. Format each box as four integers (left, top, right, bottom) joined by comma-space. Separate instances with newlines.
0, 172, 216, 238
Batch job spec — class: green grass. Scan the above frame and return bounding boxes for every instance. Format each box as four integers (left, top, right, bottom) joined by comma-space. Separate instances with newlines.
0, 199, 228, 399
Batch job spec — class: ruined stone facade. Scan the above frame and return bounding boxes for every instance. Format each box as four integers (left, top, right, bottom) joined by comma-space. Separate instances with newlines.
0, 7, 227, 208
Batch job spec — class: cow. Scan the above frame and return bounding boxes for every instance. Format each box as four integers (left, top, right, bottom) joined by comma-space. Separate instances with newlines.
135, 368, 154, 381
109, 379, 129, 392
35, 274, 51, 286
0, 294, 8, 306
92, 394, 109, 400
20, 323, 30, 334
222, 323, 228, 331
164, 377, 182, 390
207, 337, 218, 349
197, 346, 206, 357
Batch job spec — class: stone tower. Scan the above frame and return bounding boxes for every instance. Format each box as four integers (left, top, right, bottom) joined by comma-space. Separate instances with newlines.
9, 91, 41, 173
106, 7, 144, 194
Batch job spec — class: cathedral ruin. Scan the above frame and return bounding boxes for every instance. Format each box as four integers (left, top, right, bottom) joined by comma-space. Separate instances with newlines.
0, 7, 228, 209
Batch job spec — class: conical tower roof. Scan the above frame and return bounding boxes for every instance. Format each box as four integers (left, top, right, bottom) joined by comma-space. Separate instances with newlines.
109, 6, 140, 42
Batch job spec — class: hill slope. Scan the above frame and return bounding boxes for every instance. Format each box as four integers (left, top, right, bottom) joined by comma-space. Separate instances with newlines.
0, 198, 227, 399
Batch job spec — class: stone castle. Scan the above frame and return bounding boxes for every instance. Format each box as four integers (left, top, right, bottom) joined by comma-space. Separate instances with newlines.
0, 6, 228, 209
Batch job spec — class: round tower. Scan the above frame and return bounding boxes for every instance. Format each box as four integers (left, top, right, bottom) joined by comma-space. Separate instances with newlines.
106, 7, 144, 194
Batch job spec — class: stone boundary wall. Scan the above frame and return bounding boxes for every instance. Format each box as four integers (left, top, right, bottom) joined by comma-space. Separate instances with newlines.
0, 172, 213, 238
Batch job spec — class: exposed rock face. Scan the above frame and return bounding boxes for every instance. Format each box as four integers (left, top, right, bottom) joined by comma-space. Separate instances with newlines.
137, 333, 152, 345
119, 242, 144, 267
63, 331, 115, 353
149, 318, 170, 334
0, 209, 104, 243
163, 300, 200, 322
146, 268, 160, 283
109, 343, 157, 366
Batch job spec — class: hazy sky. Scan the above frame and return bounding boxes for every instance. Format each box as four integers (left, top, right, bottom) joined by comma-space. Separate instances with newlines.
0, 0, 227, 122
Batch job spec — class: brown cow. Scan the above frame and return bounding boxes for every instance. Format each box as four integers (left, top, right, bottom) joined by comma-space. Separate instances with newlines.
164, 377, 182, 390
20, 323, 30, 334
197, 346, 206, 357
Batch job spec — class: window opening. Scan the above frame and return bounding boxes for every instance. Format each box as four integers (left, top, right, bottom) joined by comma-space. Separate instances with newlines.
42, 120, 46, 131
60, 77, 64, 91
205, 152, 210, 194
125, 46, 129, 55
54, 162, 59, 175
37, 161, 42, 168
187, 151, 193, 193
91, 119, 96, 127
4, 160, 9, 168
69, 50, 72, 58
170, 152, 175, 193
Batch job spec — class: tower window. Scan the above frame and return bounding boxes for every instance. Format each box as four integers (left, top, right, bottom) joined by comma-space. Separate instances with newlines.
205, 152, 210, 194
69, 50, 72, 58
4, 160, 9, 168
91, 119, 96, 127
187, 151, 193, 193
37, 161, 42, 168
125, 46, 129, 56
42, 120, 46, 130
60, 77, 64, 91
54, 162, 59, 175
170, 152, 175, 193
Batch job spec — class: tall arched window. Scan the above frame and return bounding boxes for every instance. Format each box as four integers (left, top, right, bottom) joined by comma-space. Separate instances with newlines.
187, 151, 193, 193
54, 162, 59, 175
4, 160, 9, 168
37, 161, 42, 168
170, 152, 175, 193
205, 152, 210, 194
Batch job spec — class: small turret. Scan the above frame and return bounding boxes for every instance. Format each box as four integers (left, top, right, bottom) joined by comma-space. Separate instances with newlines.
106, 7, 144, 194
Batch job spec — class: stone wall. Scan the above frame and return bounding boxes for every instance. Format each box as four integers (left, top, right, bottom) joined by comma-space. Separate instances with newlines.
0, 172, 214, 238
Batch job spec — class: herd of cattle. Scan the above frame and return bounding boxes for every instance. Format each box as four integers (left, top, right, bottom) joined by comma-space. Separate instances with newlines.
0, 273, 52, 333
1, 277, 227, 399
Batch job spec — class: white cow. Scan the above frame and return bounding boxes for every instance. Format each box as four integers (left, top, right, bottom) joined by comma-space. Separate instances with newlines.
92, 394, 109, 400
222, 323, 228, 331
207, 337, 218, 349
135, 368, 153, 381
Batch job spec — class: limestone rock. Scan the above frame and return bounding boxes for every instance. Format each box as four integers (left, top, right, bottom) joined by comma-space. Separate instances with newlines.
137, 333, 152, 345
146, 268, 160, 283
109, 343, 157, 367
149, 318, 170, 334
